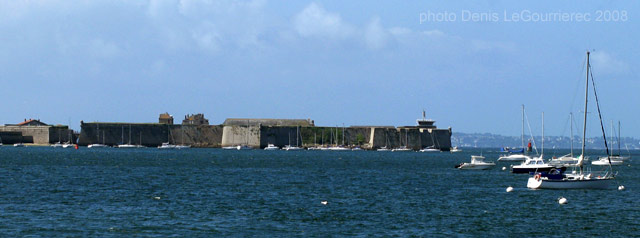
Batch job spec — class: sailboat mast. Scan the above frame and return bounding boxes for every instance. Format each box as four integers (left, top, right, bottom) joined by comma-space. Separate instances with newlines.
129, 124, 132, 144
541, 112, 544, 156
580, 51, 590, 171
610, 121, 614, 156
570, 113, 574, 157
342, 123, 345, 146
521, 104, 524, 152
618, 121, 621, 155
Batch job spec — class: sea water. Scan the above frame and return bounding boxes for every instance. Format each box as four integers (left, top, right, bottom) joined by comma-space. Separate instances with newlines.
0, 147, 638, 237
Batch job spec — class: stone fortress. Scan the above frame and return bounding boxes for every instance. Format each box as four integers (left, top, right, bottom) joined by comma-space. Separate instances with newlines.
2, 112, 452, 150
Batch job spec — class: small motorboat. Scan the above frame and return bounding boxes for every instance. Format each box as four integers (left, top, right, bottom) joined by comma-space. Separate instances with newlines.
455, 155, 496, 170
14, 143, 25, 147
450, 146, 462, 152
264, 144, 279, 150
377, 146, 391, 152
419, 146, 440, 152
158, 142, 176, 149
511, 155, 565, 174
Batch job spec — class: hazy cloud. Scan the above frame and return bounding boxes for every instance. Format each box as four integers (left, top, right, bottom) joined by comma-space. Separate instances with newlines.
293, 3, 354, 40
591, 51, 629, 75
364, 17, 388, 50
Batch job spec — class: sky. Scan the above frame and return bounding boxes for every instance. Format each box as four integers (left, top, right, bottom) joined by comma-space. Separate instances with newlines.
1, 0, 638, 138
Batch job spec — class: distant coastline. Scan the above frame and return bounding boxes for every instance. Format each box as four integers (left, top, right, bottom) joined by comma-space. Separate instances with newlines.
453, 132, 640, 150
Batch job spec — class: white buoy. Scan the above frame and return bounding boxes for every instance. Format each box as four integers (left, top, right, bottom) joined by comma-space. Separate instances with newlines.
502, 167, 506, 171
154, 196, 161, 200
321, 200, 328, 205
618, 185, 625, 191
558, 197, 567, 204
506, 186, 513, 192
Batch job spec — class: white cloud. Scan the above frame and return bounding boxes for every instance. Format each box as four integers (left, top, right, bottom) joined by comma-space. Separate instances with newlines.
364, 17, 388, 50
293, 3, 354, 40
591, 51, 629, 74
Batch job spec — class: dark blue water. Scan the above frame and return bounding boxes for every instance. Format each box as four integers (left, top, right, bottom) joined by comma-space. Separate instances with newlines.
0, 147, 638, 237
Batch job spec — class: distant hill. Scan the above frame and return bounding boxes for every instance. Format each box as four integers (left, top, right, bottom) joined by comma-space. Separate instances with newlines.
452, 132, 639, 150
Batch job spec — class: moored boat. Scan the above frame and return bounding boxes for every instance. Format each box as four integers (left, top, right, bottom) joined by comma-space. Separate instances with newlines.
527, 52, 617, 190
455, 155, 495, 170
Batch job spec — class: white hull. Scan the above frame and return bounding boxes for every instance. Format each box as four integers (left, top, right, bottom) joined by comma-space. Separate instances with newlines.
498, 154, 529, 161
118, 144, 138, 148
284, 146, 303, 151
328, 147, 350, 151
377, 148, 391, 151
592, 158, 623, 166
527, 176, 613, 189
158, 143, 176, 149
392, 147, 412, 152
458, 163, 495, 170
222, 146, 237, 150
14, 143, 25, 147
88, 144, 108, 148
51, 143, 64, 148
62, 143, 75, 148
175, 145, 191, 149
419, 148, 440, 152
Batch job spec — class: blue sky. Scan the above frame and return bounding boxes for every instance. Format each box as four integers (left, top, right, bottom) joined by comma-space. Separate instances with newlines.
1, 0, 638, 138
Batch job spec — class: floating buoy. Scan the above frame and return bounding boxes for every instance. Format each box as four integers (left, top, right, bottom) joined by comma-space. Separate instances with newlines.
506, 186, 513, 192
321, 200, 328, 205
154, 196, 161, 200
502, 167, 506, 171
618, 185, 625, 191
558, 197, 567, 204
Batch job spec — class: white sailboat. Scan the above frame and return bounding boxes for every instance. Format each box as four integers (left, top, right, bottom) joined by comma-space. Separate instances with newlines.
498, 105, 531, 162
88, 129, 108, 148
328, 125, 350, 151
118, 124, 137, 148
284, 126, 303, 151
593, 121, 628, 165
158, 125, 176, 149
62, 129, 75, 148
377, 129, 391, 151
528, 51, 616, 190
392, 129, 412, 152
549, 113, 579, 167
175, 125, 191, 149
51, 131, 64, 147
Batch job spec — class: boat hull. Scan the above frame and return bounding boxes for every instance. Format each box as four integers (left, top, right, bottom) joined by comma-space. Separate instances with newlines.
457, 163, 495, 170
511, 166, 565, 174
497, 154, 529, 161
592, 159, 623, 166
527, 177, 613, 189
